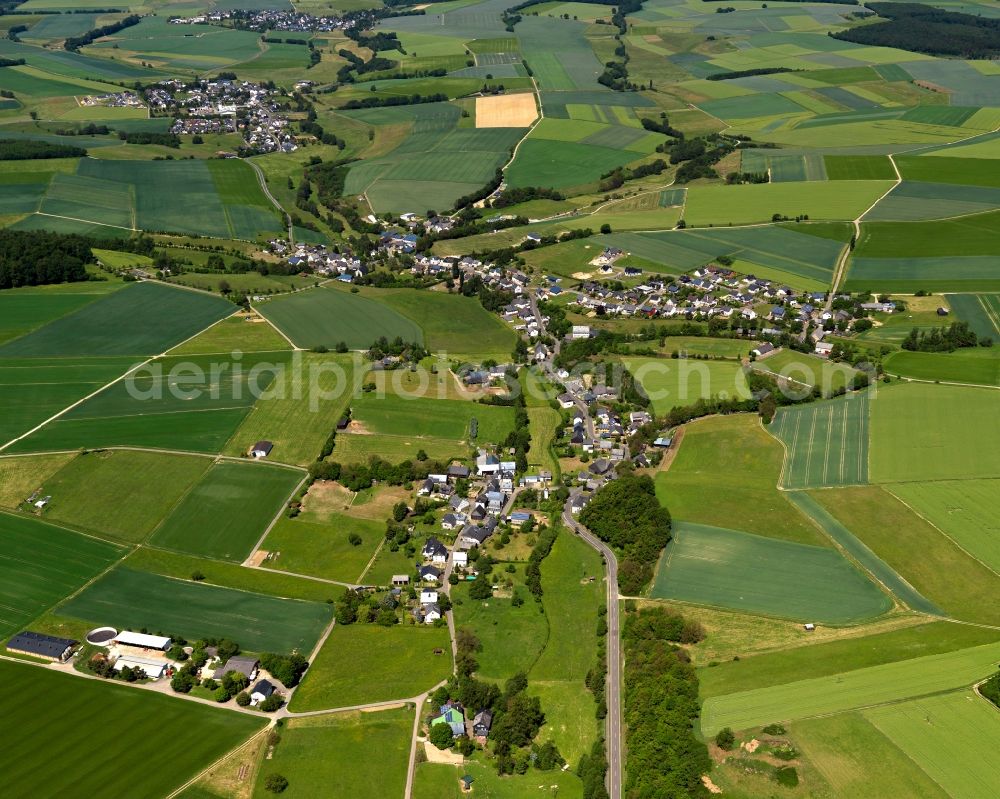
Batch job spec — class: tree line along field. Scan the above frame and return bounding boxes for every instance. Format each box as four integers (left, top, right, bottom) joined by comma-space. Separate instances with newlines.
3, 660, 264, 799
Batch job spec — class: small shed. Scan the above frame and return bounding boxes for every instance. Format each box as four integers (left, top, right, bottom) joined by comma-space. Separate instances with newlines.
250, 440, 273, 459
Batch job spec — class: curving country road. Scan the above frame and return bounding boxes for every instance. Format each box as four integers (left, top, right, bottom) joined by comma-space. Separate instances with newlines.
244, 158, 294, 245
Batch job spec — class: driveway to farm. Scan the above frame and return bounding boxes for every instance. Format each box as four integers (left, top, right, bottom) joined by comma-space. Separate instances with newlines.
562, 498, 622, 799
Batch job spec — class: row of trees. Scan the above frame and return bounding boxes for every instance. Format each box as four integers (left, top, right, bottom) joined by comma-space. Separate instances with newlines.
901, 321, 990, 352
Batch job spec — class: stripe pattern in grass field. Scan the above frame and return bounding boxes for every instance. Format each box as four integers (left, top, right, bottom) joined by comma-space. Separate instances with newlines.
770, 390, 869, 489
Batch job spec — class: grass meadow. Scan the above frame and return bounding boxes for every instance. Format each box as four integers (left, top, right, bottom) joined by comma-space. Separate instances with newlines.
149, 461, 303, 562
869, 382, 1000, 482
3, 660, 263, 798
864, 691, 1000, 798
57, 567, 331, 653
655, 414, 823, 545
889, 479, 1000, 573
252, 708, 412, 799
768, 390, 870, 489
810, 487, 1000, 627
261, 514, 386, 584
883, 349, 1000, 386
290, 624, 452, 710
0, 452, 74, 508
37, 449, 211, 543
258, 286, 422, 350
0, 512, 124, 637
621, 357, 750, 415
751, 349, 859, 395
649, 522, 890, 623
700, 638, 1000, 736
170, 315, 292, 356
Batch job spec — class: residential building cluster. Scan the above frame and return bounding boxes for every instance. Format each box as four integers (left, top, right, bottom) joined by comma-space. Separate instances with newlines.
80, 91, 144, 108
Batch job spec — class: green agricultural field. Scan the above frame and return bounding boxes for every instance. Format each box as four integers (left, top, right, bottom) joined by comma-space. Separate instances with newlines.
683, 181, 893, 226
0, 283, 120, 346
365, 287, 517, 360
337, 391, 514, 463
649, 522, 890, 623
811, 487, 1000, 626
864, 691, 1000, 798
452, 574, 548, 681
854, 209, 1000, 259
0, 355, 138, 448
257, 287, 422, 350
506, 138, 641, 191
869, 382, 1000, 482
3, 660, 263, 798
38, 449, 211, 543
769, 390, 870, 489
149, 461, 303, 562
252, 708, 412, 799
947, 293, 1000, 340
225, 352, 362, 466
530, 531, 612, 764
823, 154, 897, 180
751, 349, 859, 396
0, 281, 233, 358
621, 357, 750, 415
896, 155, 1000, 188
888, 479, 1000, 574
698, 620, 999, 699
700, 638, 1000, 736
631, 336, 757, 359
655, 414, 823, 545
170, 314, 292, 356
413, 759, 584, 799
57, 567, 331, 653
884, 350, 1000, 386
790, 713, 951, 799
0, 512, 124, 636
0, 452, 73, 508
291, 624, 452, 710
262, 514, 385, 584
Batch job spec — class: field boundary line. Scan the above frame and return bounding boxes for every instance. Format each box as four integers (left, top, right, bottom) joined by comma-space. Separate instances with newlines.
144, 457, 216, 545
355, 535, 387, 584
883, 488, 1000, 581
249, 563, 361, 589
34, 211, 134, 231
164, 724, 272, 799
244, 471, 310, 565
251, 301, 301, 350
0, 506, 129, 550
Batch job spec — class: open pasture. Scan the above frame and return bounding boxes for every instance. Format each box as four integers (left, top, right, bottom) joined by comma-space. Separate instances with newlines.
883, 350, 1000, 387
869, 382, 1000, 482
11, 351, 290, 455
225, 352, 361, 466
621, 356, 750, 414
291, 624, 452, 710
700, 638, 1000, 736
170, 313, 291, 356
864, 691, 1000, 799
261, 514, 386, 584
258, 286, 422, 350
0, 512, 124, 637
812, 486, 1000, 627
37, 449, 211, 543
3, 660, 263, 799
683, 180, 893, 227
150, 461, 302, 562
751, 349, 859, 395
0, 281, 233, 358
58, 566, 331, 653
656, 414, 822, 545
0, 452, 73, 508
649, 522, 890, 623
889, 479, 1000, 574
252, 708, 412, 799
769, 390, 869, 489
364, 287, 517, 359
